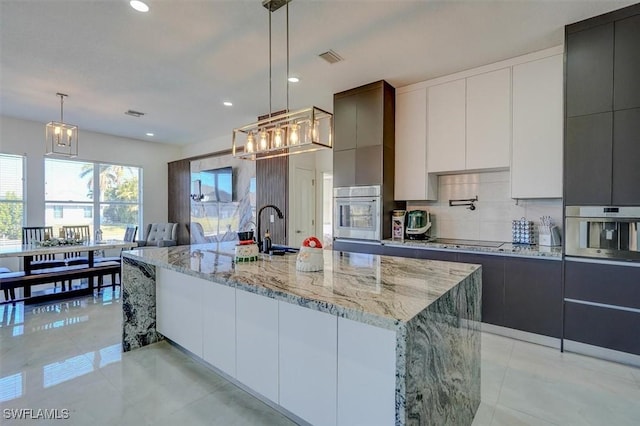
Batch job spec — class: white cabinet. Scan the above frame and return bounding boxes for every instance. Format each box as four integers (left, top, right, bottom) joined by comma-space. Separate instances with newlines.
156, 268, 204, 357
279, 302, 337, 426
426, 68, 511, 173
466, 68, 511, 170
236, 290, 279, 402
511, 54, 563, 198
202, 281, 236, 378
337, 317, 396, 426
395, 88, 437, 201
427, 79, 466, 173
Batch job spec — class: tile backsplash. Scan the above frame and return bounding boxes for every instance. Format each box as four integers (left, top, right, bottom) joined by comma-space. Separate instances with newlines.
407, 171, 562, 242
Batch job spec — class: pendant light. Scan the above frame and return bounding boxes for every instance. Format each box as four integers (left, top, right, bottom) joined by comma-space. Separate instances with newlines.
232, 0, 333, 161
45, 92, 79, 157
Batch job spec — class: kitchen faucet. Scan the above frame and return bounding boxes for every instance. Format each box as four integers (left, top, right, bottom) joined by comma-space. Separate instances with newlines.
256, 204, 284, 252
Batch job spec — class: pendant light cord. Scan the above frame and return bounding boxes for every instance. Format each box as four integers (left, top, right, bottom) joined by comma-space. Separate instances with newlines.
268, 6, 272, 118
286, 1, 289, 113
60, 94, 64, 122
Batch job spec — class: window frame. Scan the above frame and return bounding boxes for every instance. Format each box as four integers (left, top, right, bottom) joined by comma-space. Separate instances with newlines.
0, 153, 26, 246
44, 158, 143, 239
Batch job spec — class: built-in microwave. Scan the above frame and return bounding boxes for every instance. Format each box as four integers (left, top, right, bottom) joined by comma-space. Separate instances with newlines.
565, 206, 640, 261
333, 185, 381, 241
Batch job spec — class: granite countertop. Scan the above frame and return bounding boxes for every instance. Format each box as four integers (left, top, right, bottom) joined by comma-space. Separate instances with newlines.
381, 238, 563, 260
123, 242, 479, 328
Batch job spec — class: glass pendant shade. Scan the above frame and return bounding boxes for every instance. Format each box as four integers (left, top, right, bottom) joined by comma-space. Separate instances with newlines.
233, 106, 332, 160
45, 93, 79, 157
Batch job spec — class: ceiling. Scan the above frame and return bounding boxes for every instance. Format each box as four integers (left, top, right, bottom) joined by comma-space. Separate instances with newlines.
1, 0, 636, 147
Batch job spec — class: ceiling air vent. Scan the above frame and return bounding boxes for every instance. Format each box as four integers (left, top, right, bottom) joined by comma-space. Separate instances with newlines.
318, 50, 343, 64
125, 110, 145, 118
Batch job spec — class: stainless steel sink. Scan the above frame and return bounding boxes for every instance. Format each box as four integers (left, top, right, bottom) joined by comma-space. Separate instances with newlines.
430, 238, 504, 248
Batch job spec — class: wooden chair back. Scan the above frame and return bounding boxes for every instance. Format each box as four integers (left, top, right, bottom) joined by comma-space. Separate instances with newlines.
22, 226, 56, 261
61, 225, 91, 241
61, 225, 91, 259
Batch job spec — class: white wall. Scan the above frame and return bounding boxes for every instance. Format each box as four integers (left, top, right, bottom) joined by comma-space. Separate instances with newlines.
0, 115, 181, 231
407, 171, 562, 242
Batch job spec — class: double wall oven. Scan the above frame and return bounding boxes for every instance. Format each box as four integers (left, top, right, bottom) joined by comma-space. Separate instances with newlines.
333, 185, 381, 241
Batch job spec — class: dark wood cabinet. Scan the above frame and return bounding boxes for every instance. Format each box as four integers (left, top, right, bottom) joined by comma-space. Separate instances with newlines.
333, 96, 357, 151
564, 302, 640, 356
564, 260, 640, 355
333, 81, 394, 187
332, 149, 356, 188
566, 23, 613, 117
354, 87, 383, 147
565, 113, 613, 205
565, 260, 640, 310
564, 4, 640, 206
612, 108, 640, 205
614, 14, 640, 110
458, 253, 505, 327
504, 258, 562, 338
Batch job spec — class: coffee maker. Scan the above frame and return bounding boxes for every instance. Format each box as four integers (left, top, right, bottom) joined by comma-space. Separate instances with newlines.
406, 210, 433, 240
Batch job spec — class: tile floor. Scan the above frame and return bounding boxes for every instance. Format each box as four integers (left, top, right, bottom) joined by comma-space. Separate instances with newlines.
1, 290, 639, 425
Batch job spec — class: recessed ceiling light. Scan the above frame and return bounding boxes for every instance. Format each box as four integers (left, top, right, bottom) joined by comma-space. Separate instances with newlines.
288, 77, 300, 83
146, 132, 154, 137
223, 101, 233, 107
130, 1, 149, 13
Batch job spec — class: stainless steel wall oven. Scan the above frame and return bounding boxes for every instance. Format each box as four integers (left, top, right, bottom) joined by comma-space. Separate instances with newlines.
565, 206, 640, 261
333, 185, 381, 241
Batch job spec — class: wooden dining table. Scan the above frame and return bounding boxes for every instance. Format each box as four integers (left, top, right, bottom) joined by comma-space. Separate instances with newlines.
0, 240, 138, 301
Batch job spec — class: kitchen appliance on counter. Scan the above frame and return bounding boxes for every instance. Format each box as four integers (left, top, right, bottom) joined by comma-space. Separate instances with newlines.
334, 185, 381, 241
565, 206, 640, 261
405, 210, 432, 240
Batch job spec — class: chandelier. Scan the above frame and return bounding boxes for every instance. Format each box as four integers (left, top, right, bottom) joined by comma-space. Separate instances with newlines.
232, 0, 333, 161
45, 93, 79, 157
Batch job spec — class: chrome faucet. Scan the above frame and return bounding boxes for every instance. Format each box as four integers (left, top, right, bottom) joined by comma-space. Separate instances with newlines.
257, 204, 284, 252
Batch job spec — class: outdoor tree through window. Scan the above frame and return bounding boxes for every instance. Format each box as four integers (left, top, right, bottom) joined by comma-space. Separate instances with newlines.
0, 154, 25, 246
45, 159, 141, 240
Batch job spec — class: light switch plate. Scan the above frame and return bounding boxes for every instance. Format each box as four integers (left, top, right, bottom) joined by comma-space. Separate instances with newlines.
270, 214, 274, 223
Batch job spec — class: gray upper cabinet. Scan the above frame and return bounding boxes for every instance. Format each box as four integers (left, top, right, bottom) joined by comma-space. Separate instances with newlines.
566, 23, 613, 117
333, 81, 395, 189
565, 113, 613, 205
333, 96, 357, 151
565, 5, 640, 205
612, 108, 640, 205
614, 14, 640, 110
355, 88, 384, 147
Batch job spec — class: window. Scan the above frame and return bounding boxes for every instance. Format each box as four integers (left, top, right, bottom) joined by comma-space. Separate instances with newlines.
45, 159, 142, 240
0, 154, 25, 246
53, 206, 63, 219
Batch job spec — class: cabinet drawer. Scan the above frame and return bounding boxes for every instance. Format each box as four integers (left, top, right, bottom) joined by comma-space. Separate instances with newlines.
564, 301, 640, 356
565, 260, 640, 309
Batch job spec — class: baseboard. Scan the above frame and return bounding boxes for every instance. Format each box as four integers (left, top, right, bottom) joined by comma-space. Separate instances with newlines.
563, 340, 640, 368
481, 323, 561, 349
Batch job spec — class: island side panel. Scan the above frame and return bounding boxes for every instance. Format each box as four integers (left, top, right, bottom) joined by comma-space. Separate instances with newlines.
122, 256, 164, 352
402, 268, 481, 426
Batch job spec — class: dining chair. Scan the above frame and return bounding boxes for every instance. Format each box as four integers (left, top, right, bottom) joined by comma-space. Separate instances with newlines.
22, 226, 66, 269
21, 226, 66, 292
95, 225, 138, 290
61, 225, 91, 265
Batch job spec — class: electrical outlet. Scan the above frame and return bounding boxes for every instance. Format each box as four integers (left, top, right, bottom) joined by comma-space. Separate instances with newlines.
270, 214, 274, 223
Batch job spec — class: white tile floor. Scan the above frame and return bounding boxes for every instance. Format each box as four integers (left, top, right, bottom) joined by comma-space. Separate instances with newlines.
1, 290, 639, 425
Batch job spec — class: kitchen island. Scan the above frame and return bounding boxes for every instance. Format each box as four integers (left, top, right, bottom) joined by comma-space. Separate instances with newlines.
121, 243, 481, 426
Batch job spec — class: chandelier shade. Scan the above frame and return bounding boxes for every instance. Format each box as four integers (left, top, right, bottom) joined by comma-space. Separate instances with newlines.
232, 0, 333, 161
45, 93, 79, 157
233, 107, 332, 160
